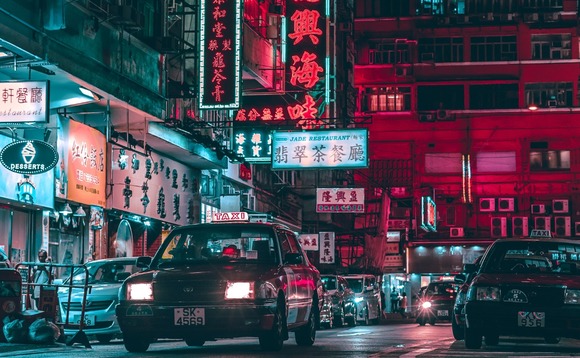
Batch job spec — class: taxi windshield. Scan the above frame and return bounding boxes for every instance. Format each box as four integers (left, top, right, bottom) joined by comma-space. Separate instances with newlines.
153, 225, 278, 267
321, 276, 337, 291
344, 278, 364, 293
484, 241, 580, 274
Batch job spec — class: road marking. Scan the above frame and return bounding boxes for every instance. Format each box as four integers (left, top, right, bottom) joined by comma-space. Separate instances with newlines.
368, 338, 454, 358
400, 347, 436, 357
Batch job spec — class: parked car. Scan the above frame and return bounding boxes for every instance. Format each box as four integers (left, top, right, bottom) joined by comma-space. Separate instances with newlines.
320, 274, 356, 328
464, 237, 580, 349
115, 213, 324, 353
343, 274, 382, 325
0, 248, 10, 268
452, 256, 482, 340
58, 257, 143, 343
416, 280, 458, 326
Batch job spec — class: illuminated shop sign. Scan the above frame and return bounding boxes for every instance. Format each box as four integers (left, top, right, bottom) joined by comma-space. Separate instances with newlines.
0, 134, 54, 208
284, 0, 327, 126
298, 234, 319, 251
199, 0, 242, 109
0, 80, 49, 123
0, 140, 58, 175
316, 188, 364, 213
271, 129, 368, 170
56, 116, 107, 207
420, 196, 437, 232
319, 231, 335, 264
232, 127, 272, 163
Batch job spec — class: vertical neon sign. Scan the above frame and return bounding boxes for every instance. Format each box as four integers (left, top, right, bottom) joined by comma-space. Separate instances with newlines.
285, 0, 327, 126
199, 0, 242, 109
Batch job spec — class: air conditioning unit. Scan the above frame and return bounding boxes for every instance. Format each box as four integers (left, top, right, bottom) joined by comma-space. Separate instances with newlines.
450, 227, 464, 238
554, 216, 571, 237
498, 198, 515, 212
491, 217, 507, 238
531, 204, 546, 214
534, 216, 551, 232
436, 109, 450, 120
575, 222, 580, 236
338, 22, 352, 32
418, 112, 435, 122
511, 216, 529, 237
395, 67, 408, 77
552, 199, 569, 213
479, 198, 496, 212
241, 193, 255, 211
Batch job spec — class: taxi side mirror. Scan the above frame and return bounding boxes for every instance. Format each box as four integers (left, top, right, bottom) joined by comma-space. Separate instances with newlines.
136, 256, 152, 268
284, 253, 303, 265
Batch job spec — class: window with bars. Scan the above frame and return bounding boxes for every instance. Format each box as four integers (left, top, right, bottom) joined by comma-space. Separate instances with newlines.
368, 42, 411, 65
361, 87, 411, 112
470, 84, 518, 109
418, 37, 464, 63
471, 36, 517, 62
530, 150, 570, 170
525, 82, 572, 108
531, 34, 571, 60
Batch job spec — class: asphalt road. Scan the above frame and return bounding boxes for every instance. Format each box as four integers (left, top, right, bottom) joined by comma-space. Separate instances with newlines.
3, 322, 580, 357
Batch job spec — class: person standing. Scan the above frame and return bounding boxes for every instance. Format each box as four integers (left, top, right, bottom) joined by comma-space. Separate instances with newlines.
32, 249, 50, 309
390, 287, 400, 313
399, 292, 408, 318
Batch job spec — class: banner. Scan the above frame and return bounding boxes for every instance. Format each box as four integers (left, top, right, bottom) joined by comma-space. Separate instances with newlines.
316, 188, 364, 213
319, 232, 335, 264
298, 234, 319, 251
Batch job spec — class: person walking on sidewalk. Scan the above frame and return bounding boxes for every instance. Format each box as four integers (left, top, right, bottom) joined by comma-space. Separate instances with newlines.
399, 292, 408, 318
390, 287, 400, 313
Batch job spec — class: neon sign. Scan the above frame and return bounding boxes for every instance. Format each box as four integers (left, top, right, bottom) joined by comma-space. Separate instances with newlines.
420, 196, 437, 232
199, 0, 242, 109
232, 127, 272, 163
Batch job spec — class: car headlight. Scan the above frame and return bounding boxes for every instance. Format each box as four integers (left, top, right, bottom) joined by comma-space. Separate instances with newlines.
225, 281, 254, 299
128, 283, 153, 300
354, 297, 364, 303
468, 286, 500, 301
421, 301, 432, 309
565, 289, 580, 304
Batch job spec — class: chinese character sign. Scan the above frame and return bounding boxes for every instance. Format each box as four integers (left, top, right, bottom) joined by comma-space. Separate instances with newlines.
232, 127, 272, 163
316, 188, 364, 213
0, 80, 48, 123
319, 232, 335, 264
272, 129, 368, 169
199, 0, 242, 109
298, 234, 319, 251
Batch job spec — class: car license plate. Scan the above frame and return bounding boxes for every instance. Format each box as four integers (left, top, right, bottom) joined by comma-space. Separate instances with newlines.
174, 307, 205, 326
73, 314, 96, 327
437, 310, 448, 317
518, 311, 545, 327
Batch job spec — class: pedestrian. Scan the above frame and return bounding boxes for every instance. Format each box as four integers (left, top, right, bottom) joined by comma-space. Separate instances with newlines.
380, 289, 386, 317
31, 249, 51, 310
390, 287, 400, 313
399, 292, 408, 318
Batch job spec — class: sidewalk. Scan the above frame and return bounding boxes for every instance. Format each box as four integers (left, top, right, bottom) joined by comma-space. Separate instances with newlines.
0, 342, 73, 356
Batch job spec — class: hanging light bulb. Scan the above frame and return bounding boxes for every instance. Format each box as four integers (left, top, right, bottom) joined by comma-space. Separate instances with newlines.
60, 203, 72, 215
74, 206, 87, 217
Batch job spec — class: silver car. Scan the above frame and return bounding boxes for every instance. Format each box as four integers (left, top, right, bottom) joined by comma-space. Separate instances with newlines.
58, 257, 142, 343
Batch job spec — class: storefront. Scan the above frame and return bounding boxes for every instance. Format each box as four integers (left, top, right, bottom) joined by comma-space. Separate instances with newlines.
108, 143, 201, 257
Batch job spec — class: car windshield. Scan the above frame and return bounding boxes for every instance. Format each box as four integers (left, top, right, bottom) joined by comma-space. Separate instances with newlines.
152, 225, 278, 267
345, 278, 364, 293
322, 276, 337, 291
483, 241, 580, 274
426, 282, 457, 296
67, 261, 138, 285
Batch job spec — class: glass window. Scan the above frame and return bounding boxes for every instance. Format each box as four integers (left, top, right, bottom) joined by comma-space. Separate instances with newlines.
345, 277, 364, 293
417, 85, 464, 110
362, 87, 411, 112
530, 150, 570, 170
418, 37, 464, 63
471, 36, 517, 62
425, 153, 463, 173
476, 152, 516, 172
525, 82, 573, 108
531, 34, 571, 60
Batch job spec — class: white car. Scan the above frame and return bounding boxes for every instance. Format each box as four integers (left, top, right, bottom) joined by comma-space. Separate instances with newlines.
343, 274, 382, 325
58, 257, 143, 343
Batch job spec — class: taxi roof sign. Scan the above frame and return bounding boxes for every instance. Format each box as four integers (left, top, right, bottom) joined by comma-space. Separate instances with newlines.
212, 212, 249, 223
529, 229, 552, 238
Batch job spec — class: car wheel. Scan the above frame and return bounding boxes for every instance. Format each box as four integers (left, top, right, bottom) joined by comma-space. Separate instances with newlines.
371, 305, 381, 325
185, 337, 205, 346
464, 326, 482, 349
418, 317, 426, 326
96, 334, 113, 344
259, 300, 286, 351
484, 334, 499, 346
429, 317, 436, 325
123, 333, 150, 353
545, 336, 560, 344
451, 317, 464, 340
295, 301, 317, 346
363, 309, 370, 325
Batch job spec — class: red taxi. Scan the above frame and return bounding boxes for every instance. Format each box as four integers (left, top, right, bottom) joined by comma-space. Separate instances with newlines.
116, 212, 323, 352
464, 237, 580, 349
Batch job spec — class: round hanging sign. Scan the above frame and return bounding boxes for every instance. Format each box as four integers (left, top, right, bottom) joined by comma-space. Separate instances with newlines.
0, 140, 59, 175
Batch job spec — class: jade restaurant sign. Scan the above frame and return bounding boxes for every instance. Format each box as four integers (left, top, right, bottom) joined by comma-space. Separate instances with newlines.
272, 129, 368, 170
0, 80, 49, 123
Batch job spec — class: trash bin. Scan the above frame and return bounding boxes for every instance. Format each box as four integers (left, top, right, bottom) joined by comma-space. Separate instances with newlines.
0, 268, 22, 341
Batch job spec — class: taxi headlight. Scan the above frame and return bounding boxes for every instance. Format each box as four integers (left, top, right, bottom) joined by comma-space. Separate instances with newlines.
128, 283, 153, 300
565, 289, 580, 304
421, 301, 432, 309
225, 281, 254, 299
354, 297, 364, 303
468, 286, 500, 301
